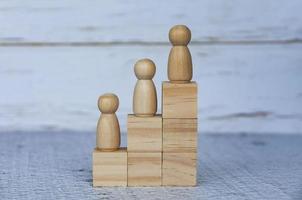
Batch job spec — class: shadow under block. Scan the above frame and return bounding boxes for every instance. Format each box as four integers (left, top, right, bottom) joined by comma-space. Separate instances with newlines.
162, 81, 197, 119
92, 148, 127, 187
163, 118, 197, 152
128, 152, 162, 186
163, 152, 197, 186
127, 114, 162, 152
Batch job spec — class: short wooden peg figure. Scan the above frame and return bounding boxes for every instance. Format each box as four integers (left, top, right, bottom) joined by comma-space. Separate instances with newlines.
96, 93, 120, 151
168, 25, 193, 83
133, 58, 157, 117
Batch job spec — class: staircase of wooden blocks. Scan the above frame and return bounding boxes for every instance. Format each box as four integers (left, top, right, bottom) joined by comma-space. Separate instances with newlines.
93, 25, 198, 187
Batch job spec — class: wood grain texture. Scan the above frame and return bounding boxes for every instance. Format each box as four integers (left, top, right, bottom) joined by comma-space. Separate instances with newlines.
133, 59, 157, 117
163, 152, 197, 186
96, 94, 120, 151
93, 148, 127, 186
128, 152, 162, 186
96, 114, 120, 151
127, 114, 162, 152
168, 46, 192, 83
163, 118, 197, 152
168, 25, 193, 83
162, 81, 197, 119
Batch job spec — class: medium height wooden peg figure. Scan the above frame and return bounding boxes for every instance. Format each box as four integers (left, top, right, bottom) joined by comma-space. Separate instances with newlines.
168, 25, 192, 83
133, 58, 157, 117
96, 93, 120, 151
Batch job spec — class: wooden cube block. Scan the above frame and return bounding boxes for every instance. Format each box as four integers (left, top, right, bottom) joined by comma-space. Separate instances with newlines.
162, 81, 197, 119
163, 152, 197, 186
92, 148, 127, 187
128, 152, 162, 186
163, 118, 197, 152
127, 114, 162, 152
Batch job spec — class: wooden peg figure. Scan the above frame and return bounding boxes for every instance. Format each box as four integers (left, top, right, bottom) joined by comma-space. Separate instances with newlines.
96, 93, 120, 151
133, 58, 157, 117
168, 25, 193, 83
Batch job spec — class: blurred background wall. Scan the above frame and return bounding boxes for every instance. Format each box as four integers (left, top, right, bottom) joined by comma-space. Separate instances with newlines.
0, 0, 301, 134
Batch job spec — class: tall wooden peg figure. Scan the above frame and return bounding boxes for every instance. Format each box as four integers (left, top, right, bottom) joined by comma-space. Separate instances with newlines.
168, 25, 193, 83
96, 93, 120, 151
133, 58, 157, 117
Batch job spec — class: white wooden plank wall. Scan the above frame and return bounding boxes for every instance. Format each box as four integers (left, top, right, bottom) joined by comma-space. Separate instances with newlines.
0, 0, 301, 133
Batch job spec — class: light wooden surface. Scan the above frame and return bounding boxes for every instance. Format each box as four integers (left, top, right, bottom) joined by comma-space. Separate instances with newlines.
168, 25, 192, 83
163, 152, 197, 186
1, 131, 301, 199
96, 94, 120, 151
162, 81, 197, 119
92, 148, 127, 186
133, 59, 157, 117
127, 114, 162, 152
128, 152, 162, 186
163, 118, 197, 152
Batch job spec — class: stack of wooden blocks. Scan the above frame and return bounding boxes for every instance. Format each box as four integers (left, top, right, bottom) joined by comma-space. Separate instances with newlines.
162, 81, 197, 186
93, 25, 198, 187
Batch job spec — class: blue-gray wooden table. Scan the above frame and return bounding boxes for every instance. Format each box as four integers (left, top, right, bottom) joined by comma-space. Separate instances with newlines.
0, 131, 301, 200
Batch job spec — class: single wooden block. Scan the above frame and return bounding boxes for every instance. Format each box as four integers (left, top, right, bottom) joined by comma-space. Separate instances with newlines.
92, 148, 127, 187
163, 152, 197, 186
128, 152, 162, 186
127, 114, 162, 152
162, 81, 197, 119
163, 118, 197, 152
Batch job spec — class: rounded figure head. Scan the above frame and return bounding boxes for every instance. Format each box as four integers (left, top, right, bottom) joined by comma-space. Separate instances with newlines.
169, 25, 191, 46
98, 93, 119, 114
134, 59, 156, 80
